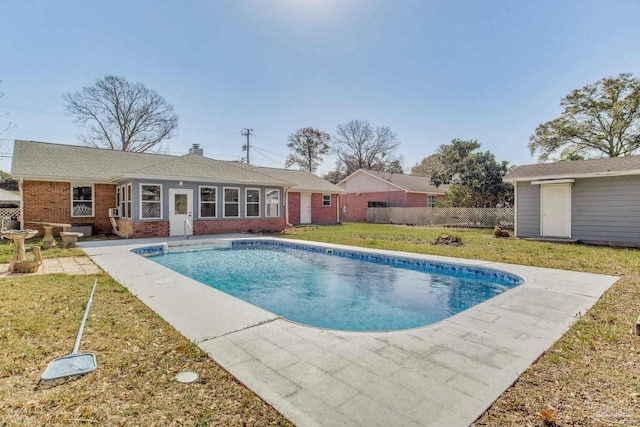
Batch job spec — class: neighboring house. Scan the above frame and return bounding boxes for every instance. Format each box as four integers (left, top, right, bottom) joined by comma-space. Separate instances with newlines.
238, 165, 345, 225
338, 169, 448, 221
10, 140, 341, 238
503, 156, 640, 246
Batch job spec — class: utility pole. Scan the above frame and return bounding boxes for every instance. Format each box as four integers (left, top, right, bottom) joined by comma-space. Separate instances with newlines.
241, 128, 254, 164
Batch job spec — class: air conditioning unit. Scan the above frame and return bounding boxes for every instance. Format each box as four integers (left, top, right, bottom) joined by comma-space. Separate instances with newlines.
108, 208, 120, 218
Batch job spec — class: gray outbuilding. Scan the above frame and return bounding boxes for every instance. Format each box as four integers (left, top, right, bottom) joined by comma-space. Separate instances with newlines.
503, 156, 640, 247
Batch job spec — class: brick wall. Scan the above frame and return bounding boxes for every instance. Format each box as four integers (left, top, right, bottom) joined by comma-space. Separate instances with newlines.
23, 180, 116, 235
194, 218, 286, 235
131, 221, 170, 238
310, 193, 339, 224
288, 192, 301, 225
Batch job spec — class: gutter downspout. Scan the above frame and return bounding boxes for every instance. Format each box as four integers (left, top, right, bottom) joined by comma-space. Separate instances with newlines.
285, 188, 292, 226
18, 178, 24, 230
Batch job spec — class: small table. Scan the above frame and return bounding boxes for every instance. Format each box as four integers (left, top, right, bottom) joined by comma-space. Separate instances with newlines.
29, 222, 72, 249
1, 229, 39, 271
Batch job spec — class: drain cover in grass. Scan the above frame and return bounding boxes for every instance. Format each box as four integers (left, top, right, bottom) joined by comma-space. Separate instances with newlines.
175, 371, 199, 383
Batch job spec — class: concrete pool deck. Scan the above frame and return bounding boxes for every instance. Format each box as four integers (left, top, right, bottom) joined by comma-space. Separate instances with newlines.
80, 236, 619, 427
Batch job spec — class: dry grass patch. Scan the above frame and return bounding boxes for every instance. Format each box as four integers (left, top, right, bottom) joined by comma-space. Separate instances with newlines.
0, 273, 292, 426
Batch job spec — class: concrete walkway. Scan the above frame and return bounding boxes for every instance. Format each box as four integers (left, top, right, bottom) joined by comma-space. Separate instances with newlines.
80, 236, 619, 427
0, 256, 102, 276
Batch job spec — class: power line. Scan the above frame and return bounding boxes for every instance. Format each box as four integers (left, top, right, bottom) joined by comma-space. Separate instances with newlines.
241, 128, 254, 164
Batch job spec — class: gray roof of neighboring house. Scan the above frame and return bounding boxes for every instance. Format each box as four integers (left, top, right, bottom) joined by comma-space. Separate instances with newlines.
504, 155, 640, 182
236, 164, 345, 193
10, 140, 338, 189
348, 169, 448, 194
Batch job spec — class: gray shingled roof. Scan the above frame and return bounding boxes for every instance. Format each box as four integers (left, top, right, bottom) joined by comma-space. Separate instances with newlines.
235, 164, 345, 193
504, 155, 640, 182
10, 140, 332, 189
11, 140, 173, 181
125, 154, 291, 185
357, 170, 448, 194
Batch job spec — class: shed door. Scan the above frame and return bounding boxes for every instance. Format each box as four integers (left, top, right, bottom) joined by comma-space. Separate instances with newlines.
300, 193, 311, 224
541, 184, 571, 238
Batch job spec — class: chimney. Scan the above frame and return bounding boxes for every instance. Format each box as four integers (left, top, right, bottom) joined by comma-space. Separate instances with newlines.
189, 144, 204, 156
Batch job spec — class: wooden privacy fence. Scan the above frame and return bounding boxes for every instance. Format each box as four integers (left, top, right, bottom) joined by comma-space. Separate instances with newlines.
366, 207, 514, 229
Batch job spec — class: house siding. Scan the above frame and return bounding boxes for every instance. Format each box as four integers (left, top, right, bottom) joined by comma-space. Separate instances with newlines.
515, 176, 640, 245
571, 176, 640, 243
514, 182, 540, 238
23, 180, 116, 235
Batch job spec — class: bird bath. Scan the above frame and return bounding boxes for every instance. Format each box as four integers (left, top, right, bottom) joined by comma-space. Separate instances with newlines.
2, 229, 39, 272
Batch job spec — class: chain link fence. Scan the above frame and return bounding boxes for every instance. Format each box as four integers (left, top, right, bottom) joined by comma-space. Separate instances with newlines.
365, 207, 514, 229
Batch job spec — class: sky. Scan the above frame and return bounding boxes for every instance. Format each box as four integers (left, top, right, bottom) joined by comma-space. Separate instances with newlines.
1, 0, 639, 176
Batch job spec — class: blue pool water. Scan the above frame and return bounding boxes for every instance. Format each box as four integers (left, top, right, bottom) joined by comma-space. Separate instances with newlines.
145, 241, 522, 332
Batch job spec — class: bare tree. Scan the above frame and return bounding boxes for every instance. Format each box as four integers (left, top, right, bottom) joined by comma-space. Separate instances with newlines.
285, 127, 331, 172
333, 120, 400, 175
64, 75, 178, 152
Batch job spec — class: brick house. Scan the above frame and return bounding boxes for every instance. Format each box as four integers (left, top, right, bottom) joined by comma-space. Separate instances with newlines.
338, 169, 448, 221
11, 140, 343, 238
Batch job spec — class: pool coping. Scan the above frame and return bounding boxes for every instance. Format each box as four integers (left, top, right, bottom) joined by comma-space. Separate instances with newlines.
81, 235, 619, 427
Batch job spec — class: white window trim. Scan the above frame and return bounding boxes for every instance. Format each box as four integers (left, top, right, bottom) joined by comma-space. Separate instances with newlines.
245, 188, 261, 217
322, 194, 331, 207
427, 195, 437, 208
126, 183, 132, 219
198, 185, 217, 218
265, 188, 280, 218
139, 183, 163, 220
71, 183, 95, 217
223, 187, 240, 218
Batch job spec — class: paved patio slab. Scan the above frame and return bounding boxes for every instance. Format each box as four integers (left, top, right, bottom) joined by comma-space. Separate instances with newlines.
80, 237, 619, 427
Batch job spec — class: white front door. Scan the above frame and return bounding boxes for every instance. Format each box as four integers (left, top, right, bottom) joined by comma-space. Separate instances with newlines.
169, 188, 193, 237
300, 193, 311, 224
541, 184, 571, 238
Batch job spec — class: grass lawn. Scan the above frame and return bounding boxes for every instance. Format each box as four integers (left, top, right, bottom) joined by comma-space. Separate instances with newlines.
1, 224, 639, 425
281, 223, 640, 426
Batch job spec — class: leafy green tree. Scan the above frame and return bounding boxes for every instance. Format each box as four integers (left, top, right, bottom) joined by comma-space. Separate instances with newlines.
415, 139, 513, 207
529, 73, 640, 161
384, 158, 405, 174
410, 153, 444, 177
64, 75, 178, 152
333, 120, 400, 175
285, 127, 330, 172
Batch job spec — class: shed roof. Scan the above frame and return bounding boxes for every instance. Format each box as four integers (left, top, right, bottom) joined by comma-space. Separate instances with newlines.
0, 188, 20, 202
504, 155, 640, 182
341, 169, 448, 194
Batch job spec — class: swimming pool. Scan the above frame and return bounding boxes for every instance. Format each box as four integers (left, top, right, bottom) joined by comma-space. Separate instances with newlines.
142, 240, 523, 332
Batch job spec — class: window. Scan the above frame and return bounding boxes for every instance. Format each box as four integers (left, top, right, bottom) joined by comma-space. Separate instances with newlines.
224, 187, 239, 217
71, 184, 94, 217
246, 188, 260, 217
140, 184, 162, 219
322, 195, 331, 207
126, 184, 132, 219
368, 201, 388, 208
427, 195, 437, 208
116, 186, 121, 212
265, 189, 280, 217
199, 186, 217, 218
